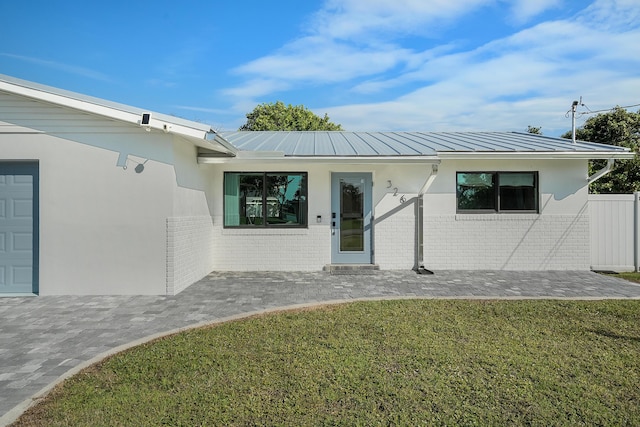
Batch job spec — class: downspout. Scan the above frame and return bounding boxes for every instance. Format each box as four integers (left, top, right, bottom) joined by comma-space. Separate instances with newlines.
588, 158, 615, 185
414, 163, 439, 274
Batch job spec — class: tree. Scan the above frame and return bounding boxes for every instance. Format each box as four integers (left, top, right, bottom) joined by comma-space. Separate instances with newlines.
239, 101, 343, 131
561, 107, 640, 193
526, 125, 542, 135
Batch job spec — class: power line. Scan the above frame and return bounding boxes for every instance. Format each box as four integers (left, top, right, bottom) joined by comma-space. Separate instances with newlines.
565, 101, 640, 118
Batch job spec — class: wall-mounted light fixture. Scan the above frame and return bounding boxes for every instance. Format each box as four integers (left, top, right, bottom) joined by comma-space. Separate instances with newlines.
119, 154, 148, 173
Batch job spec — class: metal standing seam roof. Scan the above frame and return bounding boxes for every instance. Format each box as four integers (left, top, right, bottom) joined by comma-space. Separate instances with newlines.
218, 131, 634, 157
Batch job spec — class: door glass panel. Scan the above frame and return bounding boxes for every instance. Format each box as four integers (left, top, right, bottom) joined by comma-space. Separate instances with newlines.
340, 178, 364, 252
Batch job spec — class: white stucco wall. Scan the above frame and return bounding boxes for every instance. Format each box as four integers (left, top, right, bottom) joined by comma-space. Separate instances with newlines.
0, 91, 216, 294
166, 140, 216, 295
1, 132, 172, 294
211, 162, 430, 271
209, 158, 590, 271
422, 159, 590, 270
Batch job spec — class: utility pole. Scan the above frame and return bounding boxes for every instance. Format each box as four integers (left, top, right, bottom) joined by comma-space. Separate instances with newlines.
571, 100, 579, 144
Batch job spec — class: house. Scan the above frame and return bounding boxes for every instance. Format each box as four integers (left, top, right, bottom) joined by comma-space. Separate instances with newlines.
0, 74, 634, 295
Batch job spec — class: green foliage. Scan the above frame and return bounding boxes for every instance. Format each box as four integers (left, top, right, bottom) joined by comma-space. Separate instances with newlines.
16, 300, 640, 426
239, 101, 343, 131
561, 107, 640, 193
526, 125, 542, 135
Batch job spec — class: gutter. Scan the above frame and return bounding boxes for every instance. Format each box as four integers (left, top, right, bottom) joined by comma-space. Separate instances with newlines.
437, 151, 635, 160
588, 158, 615, 184
197, 154, 441, 164
414, 163, 439, 274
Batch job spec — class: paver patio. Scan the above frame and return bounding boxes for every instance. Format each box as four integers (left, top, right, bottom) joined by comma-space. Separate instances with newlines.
2, 270, 640, 425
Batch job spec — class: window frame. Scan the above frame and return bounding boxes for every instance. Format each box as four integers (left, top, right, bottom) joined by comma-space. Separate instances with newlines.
456, 171, 539, 214
223, 171, 308, 228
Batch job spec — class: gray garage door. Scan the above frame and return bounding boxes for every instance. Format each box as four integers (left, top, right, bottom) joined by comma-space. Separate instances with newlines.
0, 162, 38, 294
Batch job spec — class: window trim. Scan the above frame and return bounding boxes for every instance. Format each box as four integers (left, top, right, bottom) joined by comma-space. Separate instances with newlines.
456, 171, 539, 214
223, 171, 308, 228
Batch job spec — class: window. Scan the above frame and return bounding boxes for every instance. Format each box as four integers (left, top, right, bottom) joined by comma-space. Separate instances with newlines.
457, 172, 538, 213
224, 172, 307, 227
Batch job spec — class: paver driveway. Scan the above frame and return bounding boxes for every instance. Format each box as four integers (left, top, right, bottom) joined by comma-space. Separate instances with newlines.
2, 270, 640, 425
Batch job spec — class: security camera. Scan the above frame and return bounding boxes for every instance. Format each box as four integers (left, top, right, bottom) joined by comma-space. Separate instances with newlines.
140, 113, 151, 125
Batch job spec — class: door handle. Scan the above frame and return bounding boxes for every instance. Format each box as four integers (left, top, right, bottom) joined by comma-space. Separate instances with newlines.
331, 212, 336, 235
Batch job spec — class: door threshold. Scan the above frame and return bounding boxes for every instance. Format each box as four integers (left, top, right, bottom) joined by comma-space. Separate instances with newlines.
0, 293, 38, 298
324, 264, 380, 274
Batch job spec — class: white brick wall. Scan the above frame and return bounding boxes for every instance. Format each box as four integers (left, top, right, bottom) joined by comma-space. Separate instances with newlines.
212, 225, 330, 271
206, 212, 591, 272
423, 214, 590, 270
166, 216, 215, 295
374, 204, 416, 269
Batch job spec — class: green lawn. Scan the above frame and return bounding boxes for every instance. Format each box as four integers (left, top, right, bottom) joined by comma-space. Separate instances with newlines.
606, 271, 640, 284
14, 300, 640, 426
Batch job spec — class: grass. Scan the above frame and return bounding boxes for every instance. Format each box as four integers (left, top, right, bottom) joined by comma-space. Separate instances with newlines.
13, 300, 640, 426
606, 271, 640, 284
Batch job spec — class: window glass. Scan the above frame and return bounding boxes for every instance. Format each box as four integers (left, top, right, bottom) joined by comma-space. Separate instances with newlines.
340, 179, 364, 251
224, 173, 241, 226
457, 172, 538, 213
266, 173, 307, 225
224, 172, 307, 227
456, 173, 496, 210
499, 172, 536, 211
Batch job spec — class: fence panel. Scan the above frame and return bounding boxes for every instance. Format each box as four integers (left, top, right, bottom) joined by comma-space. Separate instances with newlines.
589, 193, 639, 272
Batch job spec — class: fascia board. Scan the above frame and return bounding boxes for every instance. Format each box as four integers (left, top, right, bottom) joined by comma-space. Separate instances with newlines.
198, 155, 441, 164
0, 79, 212, 141
436, 151, 636, 160
206, 133, 238, 155
198, 151, 637, 164
180, 135, 235, 154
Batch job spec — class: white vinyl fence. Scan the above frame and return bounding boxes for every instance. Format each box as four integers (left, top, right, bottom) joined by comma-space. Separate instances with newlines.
589, 193, 640, 272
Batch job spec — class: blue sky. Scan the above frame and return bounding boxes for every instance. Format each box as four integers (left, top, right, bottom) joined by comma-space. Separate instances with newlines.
1, 0, 639, 136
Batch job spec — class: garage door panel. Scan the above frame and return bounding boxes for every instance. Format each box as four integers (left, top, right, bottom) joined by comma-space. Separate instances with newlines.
12, 199, 33, 218
12, 175, 33, 184
0, 162, 38, 294
12, 232, 33, 251
12, 265, 33, 285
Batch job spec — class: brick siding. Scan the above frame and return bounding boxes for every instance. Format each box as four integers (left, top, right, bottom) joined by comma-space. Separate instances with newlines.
166, 216, 216, 295
422, 214, 590, 270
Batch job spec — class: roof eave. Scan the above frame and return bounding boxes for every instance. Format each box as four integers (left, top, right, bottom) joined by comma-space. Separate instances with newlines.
437, 151, 636, 160
0, 75, 237, 154
197, 154, 441, 164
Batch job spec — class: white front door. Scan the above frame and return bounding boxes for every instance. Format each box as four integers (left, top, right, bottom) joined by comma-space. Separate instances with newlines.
331, 173, 372, 264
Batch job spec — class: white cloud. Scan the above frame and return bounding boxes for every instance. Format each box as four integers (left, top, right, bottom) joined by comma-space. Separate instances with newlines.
219, 0, 640, 135
174, 105, 231, 115
0, 53, 112, 81
507, 0, 560, 24
311, 0, 493, 40
221, 0, 494, 105
578, 0, 640, 30
221, 78, 291, 99
321, 4, 640, 135
235, 38, 414, 83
